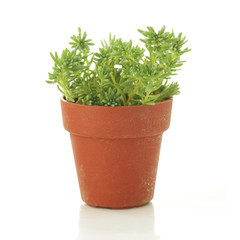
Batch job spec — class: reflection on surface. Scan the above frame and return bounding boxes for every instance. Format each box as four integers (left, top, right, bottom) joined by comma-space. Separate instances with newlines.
76, 203, 160, 240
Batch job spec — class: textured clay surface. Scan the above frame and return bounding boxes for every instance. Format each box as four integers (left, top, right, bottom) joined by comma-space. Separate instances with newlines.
61, 97, 173, 209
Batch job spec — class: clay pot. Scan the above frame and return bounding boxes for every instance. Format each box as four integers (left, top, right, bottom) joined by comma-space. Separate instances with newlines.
60, 96, 173, 209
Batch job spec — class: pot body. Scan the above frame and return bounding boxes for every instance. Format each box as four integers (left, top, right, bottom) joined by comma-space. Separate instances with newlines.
61, 97, 173, 209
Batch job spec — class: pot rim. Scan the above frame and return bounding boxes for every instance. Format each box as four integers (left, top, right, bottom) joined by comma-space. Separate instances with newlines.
60, 95, 173, 109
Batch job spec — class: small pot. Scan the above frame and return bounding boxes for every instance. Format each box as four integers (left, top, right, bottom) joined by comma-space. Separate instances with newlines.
61, 96, 173, 209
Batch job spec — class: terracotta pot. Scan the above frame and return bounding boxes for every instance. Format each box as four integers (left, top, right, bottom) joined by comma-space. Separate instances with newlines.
60, 96, 173, 209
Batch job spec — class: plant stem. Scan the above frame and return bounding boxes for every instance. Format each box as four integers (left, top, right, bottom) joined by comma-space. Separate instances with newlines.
127, 79, 142, 104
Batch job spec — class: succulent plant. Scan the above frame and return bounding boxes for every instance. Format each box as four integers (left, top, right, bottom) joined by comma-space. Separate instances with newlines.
47, 26, 190, 106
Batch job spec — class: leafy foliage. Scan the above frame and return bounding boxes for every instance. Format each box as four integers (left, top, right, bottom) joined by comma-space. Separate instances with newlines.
47, 26, 190, 106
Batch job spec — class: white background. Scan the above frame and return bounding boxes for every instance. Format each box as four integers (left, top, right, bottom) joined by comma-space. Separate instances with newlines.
0, 0, 239, 239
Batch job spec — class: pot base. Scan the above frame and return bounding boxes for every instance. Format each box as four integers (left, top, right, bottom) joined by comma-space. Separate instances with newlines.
85, 201, 151, 209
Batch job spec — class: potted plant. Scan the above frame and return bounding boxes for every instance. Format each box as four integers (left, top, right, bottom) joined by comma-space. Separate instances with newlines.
46, 26, 190, 209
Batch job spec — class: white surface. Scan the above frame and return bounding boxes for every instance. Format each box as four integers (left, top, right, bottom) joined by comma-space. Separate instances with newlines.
0, 0, 239, 239
0, 181, 226, 240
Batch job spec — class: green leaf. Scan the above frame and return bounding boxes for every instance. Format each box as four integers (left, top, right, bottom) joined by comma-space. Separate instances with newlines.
46, 80, 54, 84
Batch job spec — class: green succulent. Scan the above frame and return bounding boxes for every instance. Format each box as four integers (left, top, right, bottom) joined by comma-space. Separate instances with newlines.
98, 88, 122, 107
47, 26, 190, 106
